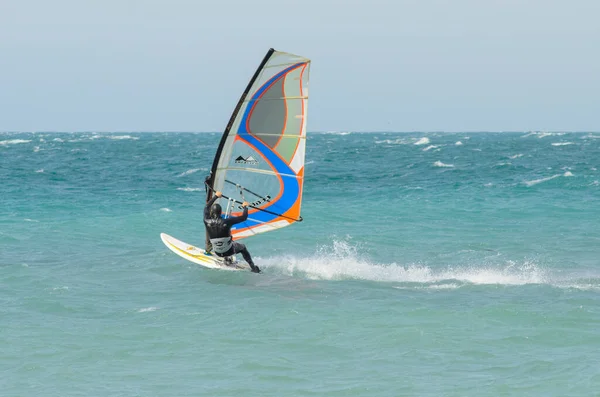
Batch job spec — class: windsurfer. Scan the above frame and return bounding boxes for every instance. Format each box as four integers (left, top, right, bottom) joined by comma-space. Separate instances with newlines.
204, 191, 261, 273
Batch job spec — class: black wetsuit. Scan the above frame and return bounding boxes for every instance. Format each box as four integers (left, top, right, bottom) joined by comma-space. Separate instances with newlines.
203, 196, 259, 273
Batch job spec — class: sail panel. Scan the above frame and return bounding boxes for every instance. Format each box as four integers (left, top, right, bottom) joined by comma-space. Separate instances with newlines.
207, 49, 310, 242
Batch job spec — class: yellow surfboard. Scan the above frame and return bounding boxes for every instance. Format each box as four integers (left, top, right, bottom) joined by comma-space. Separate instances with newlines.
160, 233, 250, 271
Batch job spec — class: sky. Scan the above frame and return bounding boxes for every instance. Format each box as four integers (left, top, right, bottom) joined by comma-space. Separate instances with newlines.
1, 0, 599, 132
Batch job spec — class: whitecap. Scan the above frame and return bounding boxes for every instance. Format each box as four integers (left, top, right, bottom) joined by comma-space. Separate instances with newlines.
539, 132, 565, 138
414, 137, 430, 146
375, 138, 409, 145
524, 174, 561, 187
563, 171, 573, 177
160, 208, 172, 212
551, 142, 574, 146
138, 307, 158, 313
322, 131, 351, 136
509, 154, 524, 159
35, 169, 44, 173
433, 161, 454, 168
455, 141, 463, 146
106, 135, 139, 140
0, 139, 31, 146
177, 168, 203, 177
522, 131, 565, 139
177, 187, 203, 192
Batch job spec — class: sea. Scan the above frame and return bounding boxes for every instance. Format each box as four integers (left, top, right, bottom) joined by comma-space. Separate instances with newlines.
2, 131, 600, 396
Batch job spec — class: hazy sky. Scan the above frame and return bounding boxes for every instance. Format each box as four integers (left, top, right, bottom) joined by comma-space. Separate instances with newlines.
1, 0, 599, 132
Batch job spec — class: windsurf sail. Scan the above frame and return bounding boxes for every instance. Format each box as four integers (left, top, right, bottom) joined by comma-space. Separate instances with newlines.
204, 48, 310, 250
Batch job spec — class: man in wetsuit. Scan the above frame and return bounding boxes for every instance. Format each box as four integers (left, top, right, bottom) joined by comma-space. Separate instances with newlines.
204, 191, 260, 273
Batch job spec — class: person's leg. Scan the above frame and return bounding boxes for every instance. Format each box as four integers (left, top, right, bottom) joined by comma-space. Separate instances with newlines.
217, 247, 234, 265
232, 242, 260, 273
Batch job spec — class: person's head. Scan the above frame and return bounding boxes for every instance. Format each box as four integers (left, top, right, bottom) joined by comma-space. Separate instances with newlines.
210, 203, 222, 219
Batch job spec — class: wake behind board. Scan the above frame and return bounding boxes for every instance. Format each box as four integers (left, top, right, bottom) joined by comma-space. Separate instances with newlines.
160, 233, 250, 271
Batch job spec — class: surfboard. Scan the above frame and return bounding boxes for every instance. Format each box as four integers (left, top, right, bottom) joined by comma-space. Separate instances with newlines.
161, 48, 311, 271
160, 233, 250, 271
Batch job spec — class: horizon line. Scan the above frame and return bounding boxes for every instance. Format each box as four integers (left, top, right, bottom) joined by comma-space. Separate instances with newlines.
2, 130, 599, 134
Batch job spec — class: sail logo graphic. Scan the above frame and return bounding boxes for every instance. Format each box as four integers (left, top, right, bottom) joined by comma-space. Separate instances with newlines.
235, 155, 259, 165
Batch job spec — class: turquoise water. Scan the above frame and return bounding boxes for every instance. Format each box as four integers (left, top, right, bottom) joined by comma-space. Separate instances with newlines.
2, 131, 600, 396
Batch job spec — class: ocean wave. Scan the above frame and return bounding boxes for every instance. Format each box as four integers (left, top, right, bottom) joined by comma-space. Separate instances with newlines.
322, 131, 352, 136
374, 138, 409, 145
177, 187, 203, 192
523, 174, 561, 187
414, 137, 430, 146
137, 307, 158, 313
422, 145, 440, 152
522, 132, 566, 139
64, 135, 140, 142
105, 135, 140, 140
177, 168, 204, 177
509, 154, 524, 159
160, 208, 172, 212
551, 142, 574, 146
524, 172, 572, 187
433, 161, 454, 168
0, 139, 31, 146
455, 141, 463, 146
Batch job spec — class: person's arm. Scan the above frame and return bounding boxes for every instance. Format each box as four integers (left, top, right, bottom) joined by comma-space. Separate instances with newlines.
225, 201, 249, 226
204, 191, 222, 220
